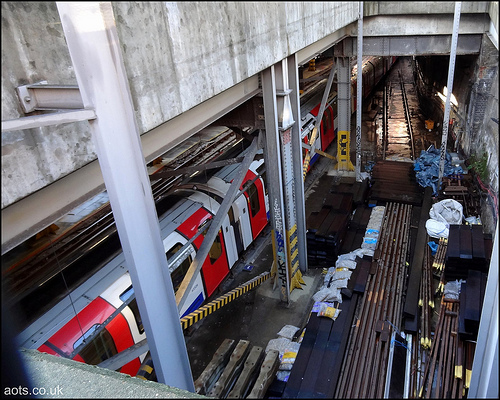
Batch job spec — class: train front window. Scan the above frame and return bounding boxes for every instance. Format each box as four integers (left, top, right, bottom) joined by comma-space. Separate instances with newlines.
167, 243, 193, 291
78, 328, 117, 365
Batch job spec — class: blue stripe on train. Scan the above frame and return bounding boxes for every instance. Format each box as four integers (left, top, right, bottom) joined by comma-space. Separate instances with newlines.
180, 292, 205, 318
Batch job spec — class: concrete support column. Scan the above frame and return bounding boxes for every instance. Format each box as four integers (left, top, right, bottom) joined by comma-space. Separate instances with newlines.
56, 3, 194, 391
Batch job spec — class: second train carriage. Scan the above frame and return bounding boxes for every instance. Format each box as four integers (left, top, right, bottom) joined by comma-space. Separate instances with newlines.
15, 56, 396, 377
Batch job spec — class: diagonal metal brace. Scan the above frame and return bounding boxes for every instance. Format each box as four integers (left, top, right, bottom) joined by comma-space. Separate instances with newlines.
176, 134, 261, 311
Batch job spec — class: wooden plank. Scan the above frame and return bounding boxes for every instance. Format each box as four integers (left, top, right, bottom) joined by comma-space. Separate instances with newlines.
246, 350, 280, 399
404, 187, 433, 318
227, 346, 264, 399
297, 315, 334, 398
471, 224, 486, 260
447, 225, 461, 259
208, 340, 250, 398
318, 294, 358, 398
353, 257, 371, 294
464, 270, 481, 335
194, 338, 235, 395
459, 225, 473, 260
282, 313, 321, 398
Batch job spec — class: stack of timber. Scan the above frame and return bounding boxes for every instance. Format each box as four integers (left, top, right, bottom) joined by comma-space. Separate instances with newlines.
444, 224, 489, 280
369, 160, 423, 205
194, 338, 279, 399
281, 266, 364, 398
305, 175, 369, 267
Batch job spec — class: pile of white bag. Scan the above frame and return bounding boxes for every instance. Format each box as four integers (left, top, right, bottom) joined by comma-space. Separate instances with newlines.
426, 199, 463, 239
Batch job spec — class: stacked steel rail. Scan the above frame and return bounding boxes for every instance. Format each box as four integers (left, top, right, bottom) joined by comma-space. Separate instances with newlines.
418, 299, 469, 399
335, 202, 412, 398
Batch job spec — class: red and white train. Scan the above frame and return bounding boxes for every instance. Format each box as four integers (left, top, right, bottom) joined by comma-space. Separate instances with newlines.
16, 56, 395, 377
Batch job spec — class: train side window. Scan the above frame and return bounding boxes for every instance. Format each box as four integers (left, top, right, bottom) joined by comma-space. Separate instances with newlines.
127, 299, 144, 334
119, 285, 144, 335
78, 327, 118, 365
322, 108, 333, 132
331, 100, 337, 118
247, 182, 261, 217
167, 243, 193, 291
256, 165, 267, 196
201, 229, 222, 264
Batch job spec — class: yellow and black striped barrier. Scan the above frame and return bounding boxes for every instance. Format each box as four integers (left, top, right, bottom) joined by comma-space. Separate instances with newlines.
180, 271, 270, 330
135, 352, 156, 381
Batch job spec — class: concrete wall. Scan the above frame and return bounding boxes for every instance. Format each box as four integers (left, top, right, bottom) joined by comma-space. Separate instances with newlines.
1, 1, 359, 208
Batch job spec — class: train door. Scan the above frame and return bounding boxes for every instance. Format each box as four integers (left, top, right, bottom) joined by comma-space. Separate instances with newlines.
320, 105, 335, 151
176, 208, 230, 298
231, 194, 253, 251
228, 205, 244, 255
242, 172, 267, 240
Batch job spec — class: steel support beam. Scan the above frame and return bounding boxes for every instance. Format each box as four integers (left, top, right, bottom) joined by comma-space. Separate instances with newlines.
469, 222, 499, 399
287, 54, 308, 273
16, 83, 84, 113
336, 57, 354, 171
56, 2, 194, 391
262, 59, 306, 303
356, 2, 363, 182
1, 109, 96, 133
262, 64, 290, 304
335, 34, 482, 57
175, 136, 260, 311
438, 2, 461, 193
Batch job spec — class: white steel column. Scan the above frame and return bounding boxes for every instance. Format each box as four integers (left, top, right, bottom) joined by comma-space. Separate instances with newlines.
262, 64, 290, 304
356, 2, 363, 181
262, 60, 306, 303
336, 57, 355, 171
287, 54, 308, 273
438, 1, 461, 193
56, 3, 194, 391
469, 222, 499, 398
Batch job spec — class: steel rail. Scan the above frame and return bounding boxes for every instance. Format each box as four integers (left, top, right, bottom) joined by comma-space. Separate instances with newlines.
399, 71, 416, 160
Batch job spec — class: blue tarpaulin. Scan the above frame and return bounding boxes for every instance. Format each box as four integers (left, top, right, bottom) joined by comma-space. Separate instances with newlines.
414, 145, 464, 196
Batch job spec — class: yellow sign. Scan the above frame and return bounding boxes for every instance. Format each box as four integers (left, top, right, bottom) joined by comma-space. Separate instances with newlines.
337, 130, 354, 171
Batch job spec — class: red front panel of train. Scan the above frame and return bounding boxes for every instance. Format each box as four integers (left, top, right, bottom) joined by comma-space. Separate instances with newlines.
176, 207, 230, 297
38, 296, 140, 376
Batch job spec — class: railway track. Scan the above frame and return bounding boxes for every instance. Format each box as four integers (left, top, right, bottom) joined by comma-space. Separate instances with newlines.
381, 59, 429, 163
